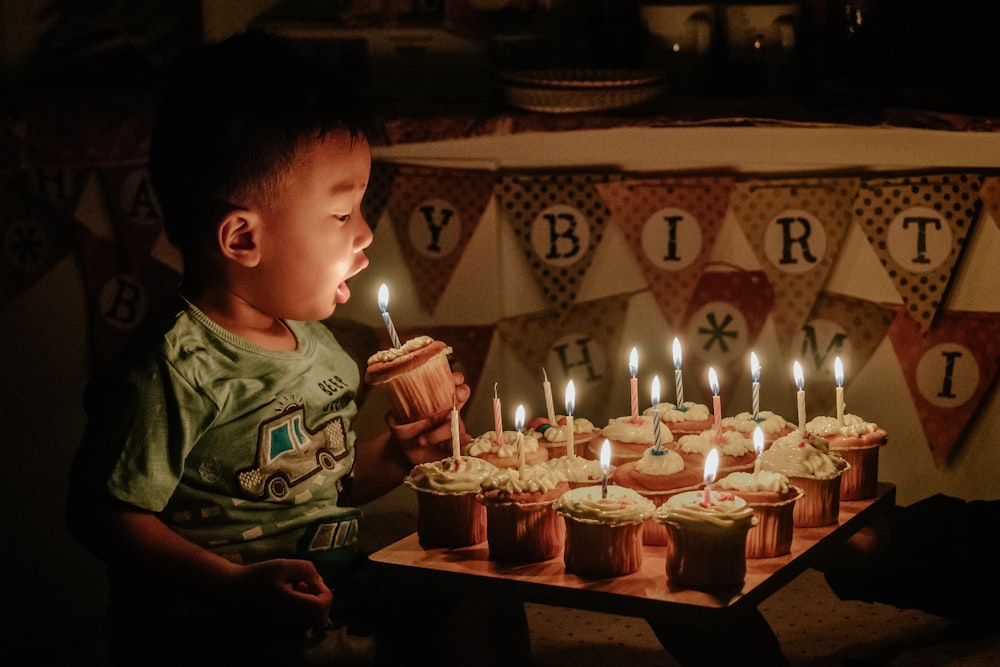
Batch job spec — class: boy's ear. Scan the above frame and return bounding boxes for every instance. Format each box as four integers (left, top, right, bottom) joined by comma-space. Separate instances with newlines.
217, 211, 261, 267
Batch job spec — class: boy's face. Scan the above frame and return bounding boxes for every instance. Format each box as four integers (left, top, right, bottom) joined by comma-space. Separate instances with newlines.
249, 131, 373, 321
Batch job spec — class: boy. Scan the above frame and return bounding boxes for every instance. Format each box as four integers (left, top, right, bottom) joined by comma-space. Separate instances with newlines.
65, 30, 489, 665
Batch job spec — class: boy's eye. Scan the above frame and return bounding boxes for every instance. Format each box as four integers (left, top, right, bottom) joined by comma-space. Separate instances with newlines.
335, 214, 351, 223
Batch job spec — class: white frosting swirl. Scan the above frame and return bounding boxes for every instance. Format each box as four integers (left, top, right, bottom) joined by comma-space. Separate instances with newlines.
601, 415, 664, 444
716, 470, 790, 493
367, 335, 442, 363
405, 456, 498, 494
758, 431, 849, 480
553, 485, 655, 525
635, 446, 685, 475
721, 410, 790, 435
466, 430, 541, 458
649, 401, 710, 423
806, 414, 881, 438
480, 463, 564, 494
542, 456, 608, 484
677, 429, 755, 456
531, 416, 596, 443
655, 490, 755, 529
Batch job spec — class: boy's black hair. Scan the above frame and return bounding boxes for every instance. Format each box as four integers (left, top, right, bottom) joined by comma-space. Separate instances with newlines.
148, 29, 376, 263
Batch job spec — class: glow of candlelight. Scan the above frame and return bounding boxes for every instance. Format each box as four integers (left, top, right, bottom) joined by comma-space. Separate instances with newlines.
794, 360, 806, 433
492, 383, 503, 445
542, 368, 556, 424
835, 356, 845, 426
600, 439, 611, 499
377, 283, 401, 349
752, 426, 764, 477
703, 448, 719, 504
672, 337, 684, 407
750, 351, 761, 420
629, 347, 639, 421
651, 375, 662, 451
565, 380, 576, 459
515, 404, 526, 475
709, 367, 723, 443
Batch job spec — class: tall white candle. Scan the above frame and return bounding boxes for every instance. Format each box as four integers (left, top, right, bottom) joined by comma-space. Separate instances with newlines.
793, 361, 806, 433
377, 283, 401, 349
600, 439, 611, 499
492, 383, 503, 446
542, 368, 556, 424
515, 404, 526, 475
651, 375, 662, 452
752, 426, 764, 479
451, 404, 461, 462
629, 347, 639, 421
750, 351, 761, 420
709, 367, 723, 443
835, 356, 845, 426
672, 337, 685, 407
565, 380, 576, 459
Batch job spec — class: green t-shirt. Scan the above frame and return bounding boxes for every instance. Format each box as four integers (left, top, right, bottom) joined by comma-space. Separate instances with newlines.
78, 298, 361, 568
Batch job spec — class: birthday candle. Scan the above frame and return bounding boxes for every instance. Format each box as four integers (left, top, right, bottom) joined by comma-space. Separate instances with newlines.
651, 375, 662, 451
565, 380, 576, 459
835, 356, 845, 426
451, 402, 461, 462
709, 367, 723, 443
515, 404, 526, 475
793, 361, 806, 432
752, 426, 764, 478
377, 284, 401, 349
750, 351, 761, 420
703, 448, 719, 505
629, 347, 639, 421
599, 439, 611, 499
492, 383, 503, 445
542, 368, 556, 424
672, 337, 684, 407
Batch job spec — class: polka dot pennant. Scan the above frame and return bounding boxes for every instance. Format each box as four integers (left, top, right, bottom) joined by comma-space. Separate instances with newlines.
361, 161, 398, 231
386, 164, 495, 314
496, 172, 612, 319
854, 173, 982, 334
596, 175, 733, 330
977, 175, 1000, 233
887, 307, 1000, 467
495, 293, 631, 422
731, 176, 860, 351
792, 291, 896, 418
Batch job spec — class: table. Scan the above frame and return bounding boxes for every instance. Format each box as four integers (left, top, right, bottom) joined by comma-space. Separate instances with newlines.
370, 482, 895, 622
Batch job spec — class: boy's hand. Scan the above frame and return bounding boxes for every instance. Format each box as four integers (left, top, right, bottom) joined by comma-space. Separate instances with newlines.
232, 558, 333, 631
388, 371, 471, 465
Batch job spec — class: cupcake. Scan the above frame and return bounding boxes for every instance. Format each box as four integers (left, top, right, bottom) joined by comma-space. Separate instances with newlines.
674, 428, 758, 474
365, 336, 455, 423
715, 470, 804, 558
721, 411, 794, 449
404, 455, 498, 549
478, 464, 568, 562
758, 430, 850, 527
594, 414, 671, 466
464, 428, 549, 469
541, 453, 612, 489
526, 414, 599, 459
611, 446, 703, 545
553, 485, 655, 578
650, 401, 714, 438
655, 488, 756, 590
806, 414, 888, 500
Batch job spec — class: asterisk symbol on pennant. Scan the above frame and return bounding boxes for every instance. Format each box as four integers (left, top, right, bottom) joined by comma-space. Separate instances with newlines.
697, 312, 738, 353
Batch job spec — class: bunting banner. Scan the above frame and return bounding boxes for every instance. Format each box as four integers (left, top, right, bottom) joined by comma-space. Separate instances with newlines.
793, 291, 897, 418
97, 166, 164, 272
854, 173, 982, 334
1, 173, 79, 308
386, 164, 494, 314
596, 175, 734, 329
496, 293, 631, 422
362, 160, 398, 231
680, 269, 774, 398
887, 307, 1000, 467
731, 176, 860, 351
496, 172, 612, 318
979, 175, 1000, 232
14, 166, 90, 216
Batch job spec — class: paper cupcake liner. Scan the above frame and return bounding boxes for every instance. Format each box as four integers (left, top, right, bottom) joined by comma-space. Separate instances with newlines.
483, 500, 565, 562
376, 351, 455, 423
412, 488, 486, 549
744, 486, 804, 558
562, 518, 645, 578
789, 474, 844, 527
633, 485, 703, 546
834, 446, 880, 500
661, 520, 753, 589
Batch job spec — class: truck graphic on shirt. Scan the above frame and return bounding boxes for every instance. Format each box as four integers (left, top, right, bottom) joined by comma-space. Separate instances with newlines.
236, 404, 349, 501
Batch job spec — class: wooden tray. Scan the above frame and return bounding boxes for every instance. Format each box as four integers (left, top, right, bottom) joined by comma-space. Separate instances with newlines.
370, 482, 895, 620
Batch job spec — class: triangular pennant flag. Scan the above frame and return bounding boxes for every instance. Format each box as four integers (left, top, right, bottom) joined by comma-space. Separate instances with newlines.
496, 293, 631, 422
887, 307, 1000, 467
97, 166, 164, 272
732, 176, 860, 350
681, 269, 774, 397
855, 172, 982, 333
496, 172, 611, 318
386, 165, 494, 314
0, 174, 78, 309
13, 166, 89, 215
362, 161, 398, 230
793, 291, 897, 418
596, 175, 734, 329
979, 175, 1000, 233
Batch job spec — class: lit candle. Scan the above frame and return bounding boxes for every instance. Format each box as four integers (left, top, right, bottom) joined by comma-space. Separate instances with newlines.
793, 361, 806, 433
835, 356, 845, 426
672, 337, 685, 407
451, 399, 461, 463
515, 404, 526, 475
492, 383, 503, 446
651, 375, 662, 452
709, 367, 723, 443
629, 347, 639, 421
542, 368, 556, 424
600, 439, 611, 499
752, 426, 764, 478
703, 448, 719, 505
377, 283, 401, 349
565, 379, 576, 459
750, 351, 761, 420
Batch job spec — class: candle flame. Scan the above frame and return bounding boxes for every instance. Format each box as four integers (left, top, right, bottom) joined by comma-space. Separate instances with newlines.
753, 426, 764, 458
377, 283, 389, 313
750, 351, 760, 382
514, 404, 525, 431
629, 347, 638, 377
704, 448, 719, 485
793, 360, 805, 390
651, 375, 660, 407
708, 367, 720, 396
835, 356, 844, 387
600, 439, 611, 470
565, 379, 576, 415
672, 337, 683, 369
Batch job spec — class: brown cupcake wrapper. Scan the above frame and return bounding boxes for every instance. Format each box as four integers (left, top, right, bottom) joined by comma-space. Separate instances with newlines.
562, 518, 645, 578
744, 486, 804, 558
412, 488, 486, 549
483, 500, 565, 562
662, 520, 753, 589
